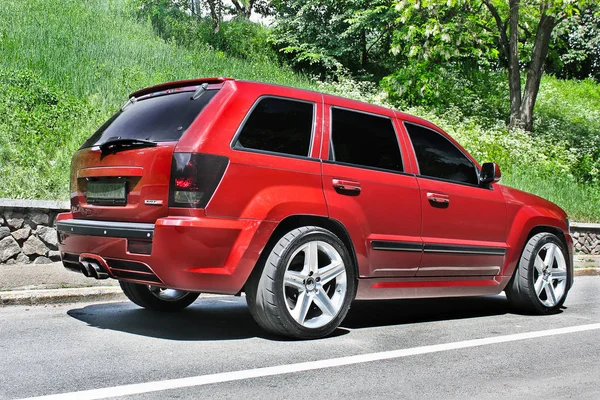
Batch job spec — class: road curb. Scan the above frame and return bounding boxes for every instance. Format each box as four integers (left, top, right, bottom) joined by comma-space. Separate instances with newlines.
0, 287, 125, 306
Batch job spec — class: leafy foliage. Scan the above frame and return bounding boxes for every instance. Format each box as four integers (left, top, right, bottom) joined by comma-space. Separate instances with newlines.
548, 6, 600, 79
270, 0, 396, 79
130, 0, 277, 62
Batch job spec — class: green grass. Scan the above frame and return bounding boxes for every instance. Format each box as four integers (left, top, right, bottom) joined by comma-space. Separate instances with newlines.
0, 0, 313, 106
502, 170, 600, 223
0, 0, 598, 222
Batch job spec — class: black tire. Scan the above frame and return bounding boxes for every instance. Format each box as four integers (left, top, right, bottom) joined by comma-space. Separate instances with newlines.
246, 226, 356, 339
119, 281, 200, 312
505, 232, 570, 314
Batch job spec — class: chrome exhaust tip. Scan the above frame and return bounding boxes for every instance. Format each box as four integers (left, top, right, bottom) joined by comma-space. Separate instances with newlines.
88, 261, 109, 280
79, 261, 92, 277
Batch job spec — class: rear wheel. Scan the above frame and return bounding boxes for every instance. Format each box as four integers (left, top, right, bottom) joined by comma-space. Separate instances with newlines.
119, 281, 200, 311
246, 226, 356, 339
506, 232, 570, 314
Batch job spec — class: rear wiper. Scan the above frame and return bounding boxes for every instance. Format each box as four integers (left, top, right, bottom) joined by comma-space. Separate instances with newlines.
99, 138, 157, 154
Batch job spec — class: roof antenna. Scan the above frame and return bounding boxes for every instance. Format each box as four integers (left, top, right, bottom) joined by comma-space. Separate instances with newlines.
192, 83, 209, 100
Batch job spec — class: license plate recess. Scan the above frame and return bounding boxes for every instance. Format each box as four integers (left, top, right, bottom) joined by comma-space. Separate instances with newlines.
87, 181, 127, 205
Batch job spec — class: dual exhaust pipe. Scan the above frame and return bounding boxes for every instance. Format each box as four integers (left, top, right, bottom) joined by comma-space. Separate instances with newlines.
79, 260, 109, 280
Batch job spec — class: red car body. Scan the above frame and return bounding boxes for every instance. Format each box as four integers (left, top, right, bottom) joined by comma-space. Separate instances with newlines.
57, 78, 573, 303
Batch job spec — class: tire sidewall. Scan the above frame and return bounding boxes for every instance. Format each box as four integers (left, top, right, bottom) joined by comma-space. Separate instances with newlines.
270, 228, 356, 339
525, 234, 570, 313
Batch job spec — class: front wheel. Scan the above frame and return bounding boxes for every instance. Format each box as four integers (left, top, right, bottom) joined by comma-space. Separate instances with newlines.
506, 232, 570, 314
119, 281, 200, 311
246, 226, 356, 339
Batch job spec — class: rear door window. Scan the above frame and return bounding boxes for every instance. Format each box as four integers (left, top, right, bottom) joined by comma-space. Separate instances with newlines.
233, 97, 314, 157
404, 122, 478, 185
80, 90, 219, 149
330, 108, 403, 172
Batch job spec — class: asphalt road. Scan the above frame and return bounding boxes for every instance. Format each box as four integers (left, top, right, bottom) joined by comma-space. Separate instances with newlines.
1, 277, 599, 400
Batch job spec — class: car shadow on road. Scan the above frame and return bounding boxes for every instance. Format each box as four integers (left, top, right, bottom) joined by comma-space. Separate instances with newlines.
67, 294, 529, 341
343, 295, 514, 329
67, 297, 270, 341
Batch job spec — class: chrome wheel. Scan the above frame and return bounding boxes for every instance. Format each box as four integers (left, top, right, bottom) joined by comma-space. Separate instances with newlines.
148, 286, 191, 302
533, 242, 568, 307
283, 240, 347, 329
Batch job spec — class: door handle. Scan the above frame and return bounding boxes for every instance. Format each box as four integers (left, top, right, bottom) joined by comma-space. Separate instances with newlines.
332, 179, 361, 193
427, 192, 450, 205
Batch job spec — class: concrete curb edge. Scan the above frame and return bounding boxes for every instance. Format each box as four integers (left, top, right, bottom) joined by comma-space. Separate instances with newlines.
0, 287, 124, 306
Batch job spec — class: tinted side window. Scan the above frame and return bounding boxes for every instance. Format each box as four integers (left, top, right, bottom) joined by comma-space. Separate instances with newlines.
80, 90, 219, 149
234, 97, 314, 157
405, 123, 478, 185
331, 108, 403, 172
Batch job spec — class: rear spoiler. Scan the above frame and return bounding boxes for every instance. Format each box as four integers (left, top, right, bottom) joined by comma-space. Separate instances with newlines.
130, 77, 234, 98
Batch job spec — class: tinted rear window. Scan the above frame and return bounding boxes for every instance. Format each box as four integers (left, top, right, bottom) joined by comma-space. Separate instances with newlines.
331, 108, 403, 172
80, 90, 218, 149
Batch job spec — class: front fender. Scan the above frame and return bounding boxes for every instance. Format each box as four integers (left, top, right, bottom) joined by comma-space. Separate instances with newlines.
502, 205, 570, 283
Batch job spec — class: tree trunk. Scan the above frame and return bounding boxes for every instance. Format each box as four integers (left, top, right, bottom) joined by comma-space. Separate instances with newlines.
507, 0, 522, 129
207, 0, 222, 34
232, 0, 253, 19
519, 12, 555, 131
360, 29, 368, 67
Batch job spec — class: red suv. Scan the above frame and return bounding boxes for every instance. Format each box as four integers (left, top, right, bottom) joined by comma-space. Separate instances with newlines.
57, 78, 573, 339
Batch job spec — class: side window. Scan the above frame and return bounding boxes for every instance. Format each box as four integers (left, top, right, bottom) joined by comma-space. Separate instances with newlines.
331, 108, 403, 172
234, 97, 314, 157
405, 122, 478, 185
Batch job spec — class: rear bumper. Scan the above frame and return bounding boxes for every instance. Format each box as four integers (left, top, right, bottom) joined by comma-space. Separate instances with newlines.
56, 213, 277, 294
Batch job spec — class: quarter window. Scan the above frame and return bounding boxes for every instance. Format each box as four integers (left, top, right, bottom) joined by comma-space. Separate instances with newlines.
405, 122, 478, 185
234, 97, 314, 157
331, 108, 403, 172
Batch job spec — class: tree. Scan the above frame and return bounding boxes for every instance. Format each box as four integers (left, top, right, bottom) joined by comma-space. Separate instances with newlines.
270, 1, 396, 78
391, 0, 589, 131
548, 5, 600, 80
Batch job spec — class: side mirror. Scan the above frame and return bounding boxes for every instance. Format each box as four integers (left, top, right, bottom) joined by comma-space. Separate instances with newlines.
479, 162, 501, 185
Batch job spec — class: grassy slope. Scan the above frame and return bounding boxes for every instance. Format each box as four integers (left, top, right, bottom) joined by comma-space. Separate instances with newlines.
0, 0, 312, 105
0, 0, 314, 199
0, 0, 598, 221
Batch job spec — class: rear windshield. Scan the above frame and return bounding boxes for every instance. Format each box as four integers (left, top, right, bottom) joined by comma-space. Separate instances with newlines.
80, 89, 218, 149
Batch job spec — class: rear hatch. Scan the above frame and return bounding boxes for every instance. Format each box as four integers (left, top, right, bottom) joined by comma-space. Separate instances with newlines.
70, 83, 220, 223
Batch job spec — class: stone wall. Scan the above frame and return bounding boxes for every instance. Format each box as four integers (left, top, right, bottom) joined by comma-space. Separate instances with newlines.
571, 222, 600, 255
1, 199, 599, 264
0, 199, 69, 264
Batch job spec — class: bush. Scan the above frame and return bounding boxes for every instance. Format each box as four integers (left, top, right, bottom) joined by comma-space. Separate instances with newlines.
203, 19, 278, 63
0, 69, 102, 199
381, 63, 510, 120
130, 1, 277, 63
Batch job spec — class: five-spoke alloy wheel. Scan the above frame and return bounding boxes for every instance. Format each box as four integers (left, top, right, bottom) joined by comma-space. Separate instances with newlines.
246, 226, 356, 339
506, 232, 570, 314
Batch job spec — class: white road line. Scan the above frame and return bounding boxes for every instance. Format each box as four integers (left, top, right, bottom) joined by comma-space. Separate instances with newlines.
21, 323, 600, 400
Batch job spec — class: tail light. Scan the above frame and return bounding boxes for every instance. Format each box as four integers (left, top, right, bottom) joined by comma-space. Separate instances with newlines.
169, 153, 228, 208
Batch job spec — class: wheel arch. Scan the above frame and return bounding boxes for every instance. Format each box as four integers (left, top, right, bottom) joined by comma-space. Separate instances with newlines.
243, 215, 359, 291
526, 225, 569, 257
505, 223, 572, 290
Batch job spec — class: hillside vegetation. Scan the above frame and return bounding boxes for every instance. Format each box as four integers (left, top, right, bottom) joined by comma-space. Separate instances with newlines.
0, 0, 599, 221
